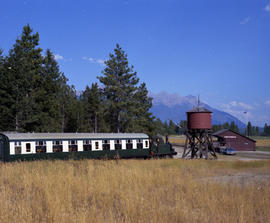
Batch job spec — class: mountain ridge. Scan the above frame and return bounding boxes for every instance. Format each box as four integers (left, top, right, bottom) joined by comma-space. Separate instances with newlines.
149, 92, 246, 129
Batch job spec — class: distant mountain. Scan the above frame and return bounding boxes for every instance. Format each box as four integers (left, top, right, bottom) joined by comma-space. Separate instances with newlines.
149, 92, 246, 129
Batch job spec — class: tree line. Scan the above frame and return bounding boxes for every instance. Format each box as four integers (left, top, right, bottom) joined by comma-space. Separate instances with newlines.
212, 122, 240, 133
245, 121, 260, 137
262, 123, 270, 136
155, 120, 241, 135
0, 25, 157, 135
155, 119, 268, 137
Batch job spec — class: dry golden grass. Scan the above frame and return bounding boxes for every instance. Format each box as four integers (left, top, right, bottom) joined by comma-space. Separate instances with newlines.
168, 136, 186, 145
0, 159, 270, 223
255, 138, 270, 147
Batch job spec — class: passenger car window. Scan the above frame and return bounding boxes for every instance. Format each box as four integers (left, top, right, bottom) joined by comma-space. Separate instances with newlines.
145, 141, 148, 148
15, 146, 21, 154
26, 143, 31, 152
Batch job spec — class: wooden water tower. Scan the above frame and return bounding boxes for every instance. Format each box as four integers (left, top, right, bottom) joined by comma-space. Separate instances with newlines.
182, 100, 217, 159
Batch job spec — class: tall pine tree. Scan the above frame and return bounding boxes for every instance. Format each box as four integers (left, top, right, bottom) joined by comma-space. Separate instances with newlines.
98, 44, 153, 133
5, 24, 43, 132
81, 83, 106, 132
0, 49, 14, 130
246, 121, 252, 136
131, 82, 155, 135
38, 49, 66, 132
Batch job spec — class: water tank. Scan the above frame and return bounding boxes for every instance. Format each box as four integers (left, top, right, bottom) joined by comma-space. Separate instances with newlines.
187, 107, 212, 130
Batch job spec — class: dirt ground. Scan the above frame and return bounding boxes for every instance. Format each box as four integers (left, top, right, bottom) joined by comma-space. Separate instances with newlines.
200, 172, 270, 186
173, 145, 270, 186
173, 145, 270, 161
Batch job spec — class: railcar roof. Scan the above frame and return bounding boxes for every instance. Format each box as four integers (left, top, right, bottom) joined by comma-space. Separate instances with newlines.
1, 132, 149, 140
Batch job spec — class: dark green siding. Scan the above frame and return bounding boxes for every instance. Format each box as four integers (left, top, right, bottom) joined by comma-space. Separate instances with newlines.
0, 134, 10, 162
7, 149, 151, 162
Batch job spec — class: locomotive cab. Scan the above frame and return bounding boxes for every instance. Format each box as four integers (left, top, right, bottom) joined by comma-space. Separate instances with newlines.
150, 134, 176, 157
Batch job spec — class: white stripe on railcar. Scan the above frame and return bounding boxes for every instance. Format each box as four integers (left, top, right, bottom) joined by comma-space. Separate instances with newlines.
63, 141, 68, 152
110, 140, 115, 150
47, 141, 53, 153
78, 140, 83, 152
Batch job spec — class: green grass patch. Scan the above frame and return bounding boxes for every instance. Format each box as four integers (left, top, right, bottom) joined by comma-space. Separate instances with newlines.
256, 147, 270, 152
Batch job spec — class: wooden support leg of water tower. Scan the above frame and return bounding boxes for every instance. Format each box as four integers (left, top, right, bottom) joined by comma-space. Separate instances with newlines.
182, 134, 188, 158
183, 129, 218, 160
199, 131, 203, 158
190, 135, 195, 158
182, 131, 192, 159
208, 131, 217, 159
182, 132, 189, 158
204, 132, 209, 159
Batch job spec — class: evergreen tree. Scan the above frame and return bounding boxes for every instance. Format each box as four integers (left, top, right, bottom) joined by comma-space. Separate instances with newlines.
130, 82, 155, 135
223, 122, 230, 129
64, 88, 82, 133
180, 120, 187, 129
0, 25, 91, 133
37, 49, 67, 132
255, 126, 260, 136
153, 118, 166, 135
263, 123, 268, 136
58, 82, 81, 133
168, 120, 176, 135
81, 83, 106, 132
251, 126, 256, 136
230, 121, 239, 133
164, 121, 169, 134
98, 44, 153, 133
0, 49, 14, 130
212, 124, 222, 133
5, 24, 43, 132
263, 123, 270, 136
178, 120, 187, 134
246, 121, 252, 136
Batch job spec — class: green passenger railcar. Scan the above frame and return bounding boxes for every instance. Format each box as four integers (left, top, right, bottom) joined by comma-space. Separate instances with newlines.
0, 133, 176, 162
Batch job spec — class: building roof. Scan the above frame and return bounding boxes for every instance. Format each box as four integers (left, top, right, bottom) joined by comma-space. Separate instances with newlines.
1, 132, 149, 141
212, 129, 256, 142
212, 129, 229, 136
187, 106, 212, 113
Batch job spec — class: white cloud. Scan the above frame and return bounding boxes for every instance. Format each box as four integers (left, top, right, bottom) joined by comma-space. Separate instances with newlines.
240, 17, 250, 25
222, 101, 253, 110
82, 57, 105, 66
264, 100, 270, 105
82, 57, 94, 62
96, 59, 105, 65
54, 54, 64, 60
238, 102, 253, 110
88, 57, 95, 62
264, 4, 270, 12
220, 101, 254, 124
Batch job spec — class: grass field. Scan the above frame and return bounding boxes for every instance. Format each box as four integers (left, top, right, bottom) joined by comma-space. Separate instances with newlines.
256, 147, 270, 152
252, 137, 270, 147
168, 135, 186, 145
1, 159, 270, 223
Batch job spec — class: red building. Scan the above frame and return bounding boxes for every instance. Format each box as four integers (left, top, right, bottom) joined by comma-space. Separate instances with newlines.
213, 129, 256, 151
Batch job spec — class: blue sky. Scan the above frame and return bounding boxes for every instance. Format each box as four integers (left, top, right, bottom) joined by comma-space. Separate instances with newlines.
1, 0, 270, 126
